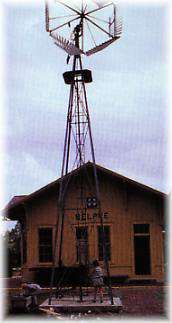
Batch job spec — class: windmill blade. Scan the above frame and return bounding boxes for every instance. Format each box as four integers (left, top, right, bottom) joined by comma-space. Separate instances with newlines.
93, 0, 112, 6
92, 0, 104, 8
45, 2, 50, 32
114, 17, 123, 37
85, 36, 120, 56
85, 2, 113, 16
51, 33, 85, 55
57, 0, 81, 15
49, 16, 80, 33
46, 1, 122, 57
85, 16, 113, 38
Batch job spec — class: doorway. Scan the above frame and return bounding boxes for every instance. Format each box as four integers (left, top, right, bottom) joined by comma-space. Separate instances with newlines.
76, 227, 88, 265
133, 224, 151, 275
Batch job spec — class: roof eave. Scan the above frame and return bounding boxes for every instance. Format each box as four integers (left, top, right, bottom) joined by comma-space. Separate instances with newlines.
5, 162, 167, 213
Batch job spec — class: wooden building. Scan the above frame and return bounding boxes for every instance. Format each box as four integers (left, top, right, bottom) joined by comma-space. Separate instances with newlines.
6, 162, 166, 284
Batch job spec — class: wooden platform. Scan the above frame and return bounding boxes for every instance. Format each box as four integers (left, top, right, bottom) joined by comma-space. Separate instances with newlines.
40, 296, 123, 313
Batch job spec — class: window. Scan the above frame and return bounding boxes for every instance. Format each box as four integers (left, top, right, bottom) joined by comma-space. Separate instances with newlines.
98, 226, 111, 261
39, 228, 53, 263
134, 224, 149, 234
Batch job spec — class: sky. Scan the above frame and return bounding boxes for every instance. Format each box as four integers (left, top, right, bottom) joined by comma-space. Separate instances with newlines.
1, 0, 171, 230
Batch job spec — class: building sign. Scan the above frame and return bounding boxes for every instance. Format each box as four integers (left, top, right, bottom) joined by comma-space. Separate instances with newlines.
75, 211, 109, 223
86, 197, 97, 208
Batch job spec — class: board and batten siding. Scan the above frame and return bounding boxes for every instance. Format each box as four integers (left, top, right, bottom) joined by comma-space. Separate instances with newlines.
20, 170, 164, 282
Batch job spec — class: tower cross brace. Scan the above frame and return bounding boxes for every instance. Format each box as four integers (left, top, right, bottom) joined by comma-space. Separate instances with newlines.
49, 18, 114, 306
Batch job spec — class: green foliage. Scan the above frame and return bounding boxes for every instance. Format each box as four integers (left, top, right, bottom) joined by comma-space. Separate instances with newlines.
3, 222, 21, 277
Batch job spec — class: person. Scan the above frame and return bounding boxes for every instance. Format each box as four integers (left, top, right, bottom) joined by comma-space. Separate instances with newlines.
21, 281, 41, 307
90, 260, 104, 303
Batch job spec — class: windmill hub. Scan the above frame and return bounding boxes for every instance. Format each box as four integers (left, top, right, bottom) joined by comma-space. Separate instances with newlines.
46, 1, 122, 57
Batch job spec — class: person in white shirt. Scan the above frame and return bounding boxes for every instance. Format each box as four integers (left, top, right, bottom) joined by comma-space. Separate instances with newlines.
90, 260, 104, 303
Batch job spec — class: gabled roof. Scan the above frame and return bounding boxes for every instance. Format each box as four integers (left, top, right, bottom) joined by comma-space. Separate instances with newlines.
5, 162, 166, 213
5, 195, 27, 209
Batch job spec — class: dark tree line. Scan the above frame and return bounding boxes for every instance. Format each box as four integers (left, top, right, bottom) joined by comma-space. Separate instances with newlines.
3, 222, 21, 277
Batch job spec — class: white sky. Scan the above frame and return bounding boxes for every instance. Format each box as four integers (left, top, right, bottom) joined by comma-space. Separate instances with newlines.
1, 0, 171, 230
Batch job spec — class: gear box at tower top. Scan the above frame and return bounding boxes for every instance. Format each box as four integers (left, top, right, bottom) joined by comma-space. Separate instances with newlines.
63, 69, 92, 84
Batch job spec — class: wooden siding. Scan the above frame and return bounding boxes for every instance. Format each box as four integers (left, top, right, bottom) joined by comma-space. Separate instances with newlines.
18, 171, 165, 282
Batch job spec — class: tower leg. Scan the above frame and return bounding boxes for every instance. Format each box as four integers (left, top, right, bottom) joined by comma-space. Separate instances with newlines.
79, 56, 114, 305
49, 52, 114, 305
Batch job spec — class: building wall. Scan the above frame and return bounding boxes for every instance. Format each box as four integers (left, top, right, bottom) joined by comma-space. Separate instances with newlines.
22, 173, 164, 282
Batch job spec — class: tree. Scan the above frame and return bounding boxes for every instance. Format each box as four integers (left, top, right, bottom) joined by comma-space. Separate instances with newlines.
3, 222, 21, 277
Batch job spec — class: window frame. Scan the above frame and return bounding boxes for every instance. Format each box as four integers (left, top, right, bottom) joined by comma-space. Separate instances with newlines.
133, 223, 150, 235
97, 225, 111, 261
38, 227, 53, 264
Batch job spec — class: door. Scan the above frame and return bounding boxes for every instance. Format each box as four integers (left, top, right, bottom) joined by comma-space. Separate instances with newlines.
76, 227, 88, 265
134, 235, 151, 275
133, 224, 151, 275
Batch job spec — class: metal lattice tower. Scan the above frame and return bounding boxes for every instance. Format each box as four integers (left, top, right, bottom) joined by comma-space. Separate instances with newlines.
45, 0, 122, 305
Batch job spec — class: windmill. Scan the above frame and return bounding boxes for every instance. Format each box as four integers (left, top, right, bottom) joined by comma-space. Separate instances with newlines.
45, 0, 122, 305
